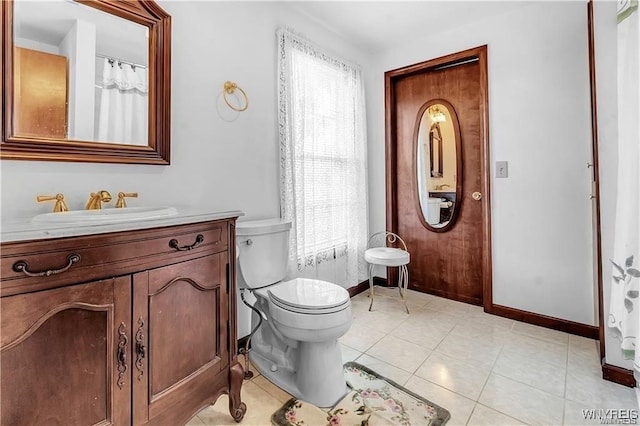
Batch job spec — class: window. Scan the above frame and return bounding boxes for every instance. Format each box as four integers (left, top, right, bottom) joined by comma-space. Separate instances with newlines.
277, 28, 368, 284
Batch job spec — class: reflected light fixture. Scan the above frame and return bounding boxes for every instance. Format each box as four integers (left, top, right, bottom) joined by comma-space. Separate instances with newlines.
429, 106, 446, 122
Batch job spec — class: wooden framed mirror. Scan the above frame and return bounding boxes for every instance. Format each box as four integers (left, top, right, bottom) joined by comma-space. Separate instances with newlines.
1, 0, 171, 164
414, 99, 463, 232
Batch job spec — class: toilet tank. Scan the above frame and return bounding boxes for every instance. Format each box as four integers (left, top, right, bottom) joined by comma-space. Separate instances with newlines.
236, 218, 292, 288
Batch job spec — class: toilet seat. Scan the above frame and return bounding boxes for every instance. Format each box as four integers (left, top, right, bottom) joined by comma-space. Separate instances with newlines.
256, 278, 350, 315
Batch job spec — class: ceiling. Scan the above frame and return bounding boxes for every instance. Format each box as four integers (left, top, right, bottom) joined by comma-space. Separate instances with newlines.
14, 0, 148, 64
12, 1, 537, 62
285, 1, 535, 53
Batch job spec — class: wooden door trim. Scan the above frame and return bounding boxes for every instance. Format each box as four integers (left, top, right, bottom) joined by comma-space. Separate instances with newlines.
603, 363, 637, 388
384, 45, 492, 309
587, 0, 605, 364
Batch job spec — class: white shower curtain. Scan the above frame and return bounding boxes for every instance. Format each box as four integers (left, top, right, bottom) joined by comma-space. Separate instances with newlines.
608, 1, 640, 370
96, 58, 148, 145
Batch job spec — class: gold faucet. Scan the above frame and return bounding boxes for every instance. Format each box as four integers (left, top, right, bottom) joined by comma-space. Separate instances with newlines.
85, 190, 112, 210
116, 192, 138, 208
36, 193, 69, 212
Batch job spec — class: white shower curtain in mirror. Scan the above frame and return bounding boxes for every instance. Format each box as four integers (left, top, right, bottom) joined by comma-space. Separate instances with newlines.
96, 59, 148, 145
608, 0, 640, 370
277, 27, 368, 287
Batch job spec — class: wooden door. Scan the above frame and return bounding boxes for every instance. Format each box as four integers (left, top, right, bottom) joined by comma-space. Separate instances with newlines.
0, 276, 131, 425
385, 46, 491, 306
133, 253, 229, 425
14, 47, 68, 138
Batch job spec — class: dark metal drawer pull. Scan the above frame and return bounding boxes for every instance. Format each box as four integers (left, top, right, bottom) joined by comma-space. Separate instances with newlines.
169, 234, 204, 251
117, 322, 128, 389
12, 254, 81, 277
135, 317, 146, 381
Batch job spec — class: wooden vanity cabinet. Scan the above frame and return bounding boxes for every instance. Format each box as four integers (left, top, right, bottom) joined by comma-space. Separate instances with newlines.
0, 218, 247, 425
132, 252, 231, 425
1, 276, 132, 425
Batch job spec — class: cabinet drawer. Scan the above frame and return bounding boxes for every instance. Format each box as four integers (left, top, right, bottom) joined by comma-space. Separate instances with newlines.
1, 220, 230, 297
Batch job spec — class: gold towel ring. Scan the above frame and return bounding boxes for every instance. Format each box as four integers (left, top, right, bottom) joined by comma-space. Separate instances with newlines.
223, 81, 249, 112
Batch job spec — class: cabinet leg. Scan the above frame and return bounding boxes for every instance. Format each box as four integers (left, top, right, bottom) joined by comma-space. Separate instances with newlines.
229, 362, 247, 422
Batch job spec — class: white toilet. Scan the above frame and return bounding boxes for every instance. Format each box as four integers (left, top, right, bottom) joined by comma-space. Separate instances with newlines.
426, 197, 444, 225
236, 218, 352, 408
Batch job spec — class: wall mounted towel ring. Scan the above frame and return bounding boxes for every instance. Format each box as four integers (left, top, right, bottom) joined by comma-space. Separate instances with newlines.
223, 81, 249, 112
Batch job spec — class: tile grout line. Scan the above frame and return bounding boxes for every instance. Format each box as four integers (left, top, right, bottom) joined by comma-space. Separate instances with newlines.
465, 318, 548, 425
470, 339, 510, 421
464, 403, 480, 425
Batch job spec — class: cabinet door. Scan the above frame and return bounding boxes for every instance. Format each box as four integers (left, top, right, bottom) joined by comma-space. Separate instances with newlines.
133, 252, 229, 425
1, 276, 131, 425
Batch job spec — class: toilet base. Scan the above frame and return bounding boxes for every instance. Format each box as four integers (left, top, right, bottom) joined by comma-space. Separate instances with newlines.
249, 339, 348, 408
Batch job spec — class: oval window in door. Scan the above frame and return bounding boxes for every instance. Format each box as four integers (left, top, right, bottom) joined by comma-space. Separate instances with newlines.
414, 99, 462, 232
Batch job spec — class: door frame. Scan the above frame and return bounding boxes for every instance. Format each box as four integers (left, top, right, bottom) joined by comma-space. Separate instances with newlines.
384, 45, 493, 310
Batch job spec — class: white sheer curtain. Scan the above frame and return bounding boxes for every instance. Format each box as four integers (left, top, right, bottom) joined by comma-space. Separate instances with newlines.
96, 58, 148, 145
277, 27, 368, 287
608, 1, 640, 369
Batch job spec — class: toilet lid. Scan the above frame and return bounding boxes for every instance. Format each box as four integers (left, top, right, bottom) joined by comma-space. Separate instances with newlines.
265, 278, 350, 314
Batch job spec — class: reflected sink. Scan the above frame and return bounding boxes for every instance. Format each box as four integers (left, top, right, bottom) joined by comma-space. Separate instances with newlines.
32, 206, 179, 225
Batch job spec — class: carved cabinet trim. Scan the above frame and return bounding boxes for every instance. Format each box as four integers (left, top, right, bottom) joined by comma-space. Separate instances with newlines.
1, 218, 245, 425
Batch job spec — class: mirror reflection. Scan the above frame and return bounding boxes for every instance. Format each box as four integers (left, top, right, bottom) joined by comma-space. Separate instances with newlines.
416, 101, 461, 230
13, 0, 149, 145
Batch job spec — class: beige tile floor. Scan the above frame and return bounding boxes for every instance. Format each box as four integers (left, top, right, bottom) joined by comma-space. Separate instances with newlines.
188, 288, 638, 426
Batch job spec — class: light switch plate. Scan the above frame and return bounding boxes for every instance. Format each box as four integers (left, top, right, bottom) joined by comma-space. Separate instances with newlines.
496, 161, 508, 178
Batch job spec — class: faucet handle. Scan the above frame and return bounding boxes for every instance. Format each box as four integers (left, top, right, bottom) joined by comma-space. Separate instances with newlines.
116, 192, 138, 208
37, 193, 69, 213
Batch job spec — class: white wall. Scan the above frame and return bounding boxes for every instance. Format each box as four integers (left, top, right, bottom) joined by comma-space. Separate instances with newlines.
367, 1, 596, 325
60, 19, 96, 140
1, 1, 370, 225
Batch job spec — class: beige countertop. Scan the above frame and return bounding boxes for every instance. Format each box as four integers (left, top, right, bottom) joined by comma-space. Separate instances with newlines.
1, 208, 244, 243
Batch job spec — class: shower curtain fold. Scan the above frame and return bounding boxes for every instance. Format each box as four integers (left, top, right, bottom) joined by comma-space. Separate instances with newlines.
608, 2, 640, 370
96, 58, 148, 145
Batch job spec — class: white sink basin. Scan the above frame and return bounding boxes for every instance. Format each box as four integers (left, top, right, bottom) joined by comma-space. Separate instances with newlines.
32, 207, 179, 225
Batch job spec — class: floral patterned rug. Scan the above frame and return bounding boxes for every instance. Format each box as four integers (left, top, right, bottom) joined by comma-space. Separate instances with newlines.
271, 362, 450, 426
